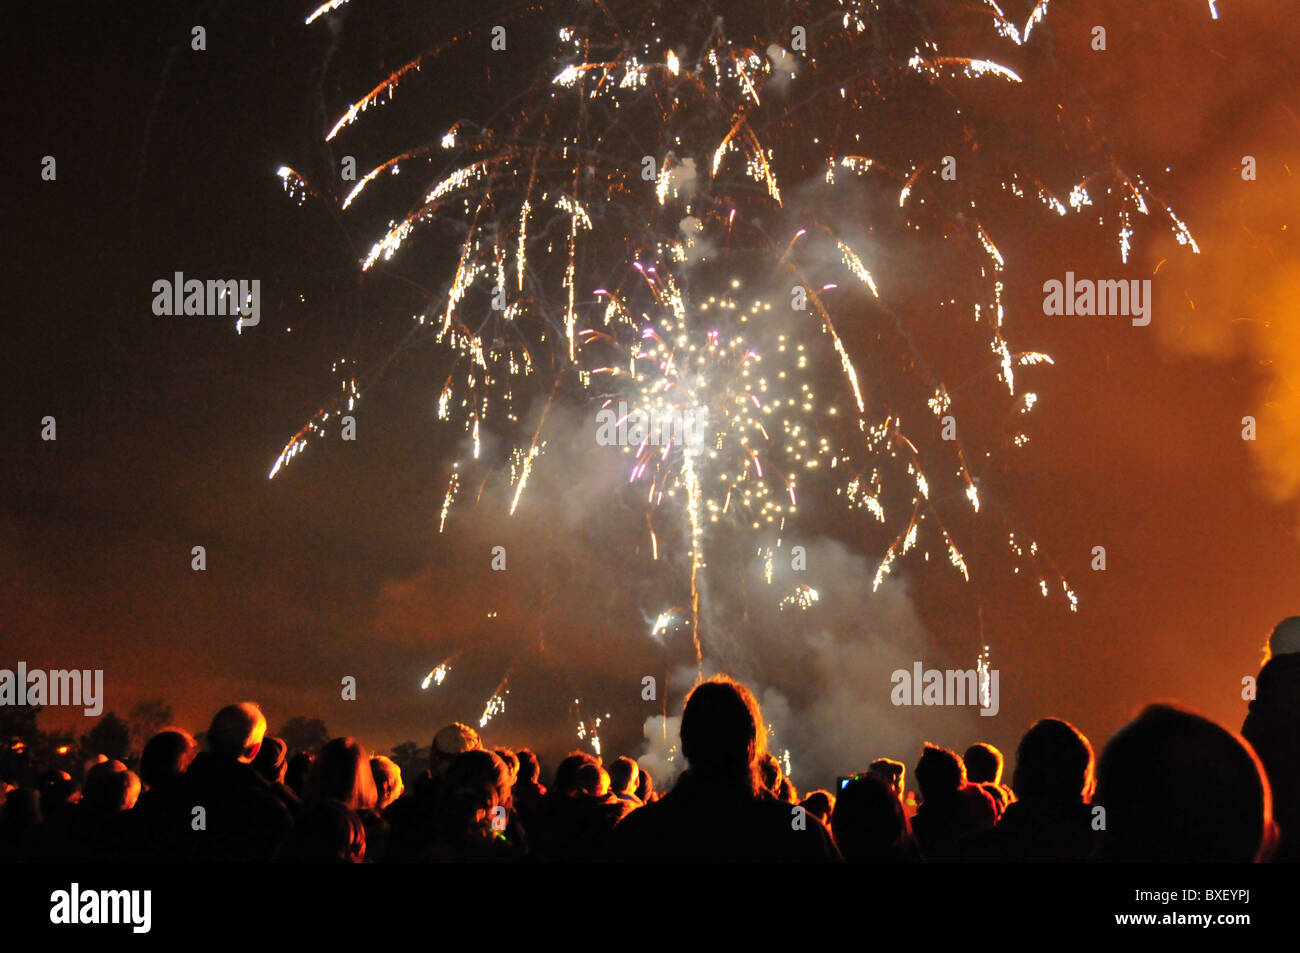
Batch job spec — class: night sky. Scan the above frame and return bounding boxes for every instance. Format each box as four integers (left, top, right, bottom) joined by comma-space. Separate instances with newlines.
4, 0, 1298, 791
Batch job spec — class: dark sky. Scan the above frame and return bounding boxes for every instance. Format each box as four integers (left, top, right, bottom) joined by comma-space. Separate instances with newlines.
3, 0, 1298, 790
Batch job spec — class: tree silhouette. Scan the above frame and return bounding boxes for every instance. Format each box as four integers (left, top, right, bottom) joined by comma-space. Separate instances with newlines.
127, 698, 174, 752
276, 716, 329, 755
80, 712, 131, 762
390, 740, 422, 782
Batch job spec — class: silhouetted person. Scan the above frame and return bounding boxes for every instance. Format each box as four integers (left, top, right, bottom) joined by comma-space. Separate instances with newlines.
1242, 616, 1300, 862
371, 756, 404, 811
964, 743, 1013, 820
385, 722, 481, 861
424, 749, 521, 862
867, 759, 906, 803
1094, 703, 1274, 862
758, 752, 783, 797
634, 765, 656, 804
136, 728, 199, 860
276, 799, 366, 863
307, 737, 384, 861
179, 702, 293, 861
44, 761, 141, 861
966, 718, 1097, 862
510, 748, 546, 829
911, 744, 994, 862
799, 790, 835, 827
832, 774, 920, 862
251, 736, 302, 819
610, 676, 840, 861
609, 756, 643, 808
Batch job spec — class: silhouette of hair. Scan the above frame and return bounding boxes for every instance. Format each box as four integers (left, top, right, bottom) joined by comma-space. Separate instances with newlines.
867, 758, 905, 796
515, 749, 542, 784
370, 756, 404, 810
493, 747, 519, 780
82, 760, 140, 813
609, 756, 639, 794
833, 774, 913, 862
438, 749, 512, 842
573, 761, 608, 797
140, 729, 197, 788
554, 752, 599, 797
679, 676, 766, 794
307, 738, 378, 812
757, 752, 782, 793
635, 765, 655, 802
776, 777, 797, 802
963, 743, 1003, 785
915, 744, 965, 801
278, 799, 366, 862
207, 703, 267, 762
1013, 718, 1094, 804
251, 736, 288, 784
430, 722, 481, 773
1095, 703, 1273, 862
800, 789, 835, 824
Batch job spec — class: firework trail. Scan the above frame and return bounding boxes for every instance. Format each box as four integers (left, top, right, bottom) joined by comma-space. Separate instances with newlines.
479, 669, 512, 729
277, 0, 1208, 673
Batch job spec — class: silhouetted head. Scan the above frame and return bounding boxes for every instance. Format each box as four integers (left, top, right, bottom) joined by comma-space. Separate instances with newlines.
82, 760, 140, 813
867, 758, 905, 798
515, 749, 541, 785
438, 749, 513, 842
251, 736, 288, 785
370, 756, 404, 810
1266, 616, 1300, 660
635, 765, 655, 802
554, 752, 599, 797
430, 723, 481, 777
679, 676, 766, 793
308, 738, 378, 812
1, 788, 41, 828
1095, 704, 1274, 862
833, 774, 912, 862
609, 756, 639, 795
1013, 718, 1095, 805
38, 770, 78, 813
915, 744, 965, 802
140, 729, 197, 788
493, 747, 519, 783
757, 752, 782, 794
279, 799, 366, 863
776, 777, 797, 802
963, 743, 1004, 785
800, 789, 835, 824
207, 703, 267, 763
573, 761, 609, 797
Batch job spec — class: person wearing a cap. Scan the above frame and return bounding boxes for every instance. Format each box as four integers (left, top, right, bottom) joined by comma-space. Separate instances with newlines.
1242, 616, 1300, 862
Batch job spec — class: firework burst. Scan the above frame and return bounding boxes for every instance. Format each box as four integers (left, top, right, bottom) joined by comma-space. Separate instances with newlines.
277, 0, 1206, 668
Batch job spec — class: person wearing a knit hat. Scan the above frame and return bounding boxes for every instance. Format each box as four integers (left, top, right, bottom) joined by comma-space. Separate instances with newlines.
1242, 616, 1300, 862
